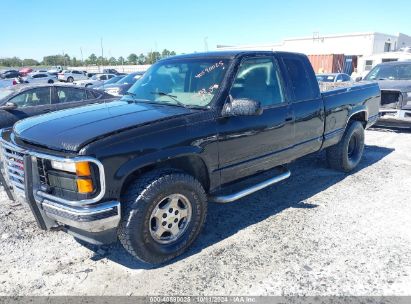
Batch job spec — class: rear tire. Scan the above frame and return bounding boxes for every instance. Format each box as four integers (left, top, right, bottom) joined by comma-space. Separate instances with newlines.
118, 170, 207, 264
67, 77, 74, 83
326, 121, 365, 172
48, 79, 54, 84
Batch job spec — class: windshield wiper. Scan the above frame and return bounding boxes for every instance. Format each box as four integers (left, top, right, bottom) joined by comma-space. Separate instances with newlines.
150, 91, 185, 106
149, 91, 206, 109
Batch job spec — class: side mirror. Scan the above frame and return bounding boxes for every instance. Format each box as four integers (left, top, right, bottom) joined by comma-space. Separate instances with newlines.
0, 102, 17, 111
222, 98, 263, 117
355, 76, 363, 82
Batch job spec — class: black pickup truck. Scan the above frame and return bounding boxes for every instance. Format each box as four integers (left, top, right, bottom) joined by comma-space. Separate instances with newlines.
0, 51, 380, 264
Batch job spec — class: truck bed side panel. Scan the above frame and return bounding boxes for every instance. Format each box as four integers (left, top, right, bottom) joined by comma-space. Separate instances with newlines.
321, 83, 380, 149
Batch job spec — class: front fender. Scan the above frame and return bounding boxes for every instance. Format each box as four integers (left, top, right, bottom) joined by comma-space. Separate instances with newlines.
115, 146, 204, 183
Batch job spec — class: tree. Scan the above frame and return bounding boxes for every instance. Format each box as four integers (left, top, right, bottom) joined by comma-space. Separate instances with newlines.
146, 51, 161, 64
161, 49, 171, 58
108, 57, 117, 65
22, 58, 40, 66
137, 53, 146, 65
127, 53, 138, 65
0, 57, 23, 67
118, 56, 125, 65
88, 53, 97, 65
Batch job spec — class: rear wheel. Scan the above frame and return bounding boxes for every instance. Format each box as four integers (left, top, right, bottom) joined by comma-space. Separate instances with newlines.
118, 170, 207, 264
48, 79, 54, 84
326, 121, 365, 172
67, 76, 74, 83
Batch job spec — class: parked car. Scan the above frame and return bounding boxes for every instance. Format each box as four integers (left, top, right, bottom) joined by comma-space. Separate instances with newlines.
19, 68, 33, 76
23, 72, 57, 84
316, 73, 352, 82
47, 66, 63, 74
89, 74, 125, 89
101, 71, 144, 96
0, 84, 114, 129
0, 51, 380, 264
363, 61, 411, 128
0, 70, 20, 79
103, 68, 119, 74
73, 73, 117, 87
57, 70, 88, 82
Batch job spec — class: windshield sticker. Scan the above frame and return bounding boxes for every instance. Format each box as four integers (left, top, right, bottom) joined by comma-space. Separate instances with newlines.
197, 84, 219, 102
195, 61, 225, 78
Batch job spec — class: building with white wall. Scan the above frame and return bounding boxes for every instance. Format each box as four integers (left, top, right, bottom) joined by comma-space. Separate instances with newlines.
217, 32, 411, 57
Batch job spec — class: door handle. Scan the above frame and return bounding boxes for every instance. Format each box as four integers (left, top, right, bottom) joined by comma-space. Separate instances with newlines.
285, 116, 293, 122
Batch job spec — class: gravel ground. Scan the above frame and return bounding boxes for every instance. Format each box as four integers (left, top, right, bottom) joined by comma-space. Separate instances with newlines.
0, 129, 410, 296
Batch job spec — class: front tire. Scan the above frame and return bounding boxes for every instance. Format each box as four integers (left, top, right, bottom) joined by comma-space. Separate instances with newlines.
326, 121, 365, 172
118, 170, 207, 264
67, 76, 74, 83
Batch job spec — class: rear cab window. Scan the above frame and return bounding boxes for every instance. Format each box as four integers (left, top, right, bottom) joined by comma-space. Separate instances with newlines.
279, 54, 320, 102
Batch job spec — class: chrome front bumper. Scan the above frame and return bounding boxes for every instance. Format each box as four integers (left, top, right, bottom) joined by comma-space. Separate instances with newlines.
0, 139, 121, 234
377, 109, 411, 127
41, 200, 120, 232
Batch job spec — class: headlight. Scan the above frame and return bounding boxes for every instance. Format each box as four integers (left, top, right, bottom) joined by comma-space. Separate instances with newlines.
50, 160, 76, 173
407, 92, 411, 98
50, 160, 94, 194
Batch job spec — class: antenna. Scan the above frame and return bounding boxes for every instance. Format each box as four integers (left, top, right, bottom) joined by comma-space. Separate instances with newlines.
100, 37, 104, 72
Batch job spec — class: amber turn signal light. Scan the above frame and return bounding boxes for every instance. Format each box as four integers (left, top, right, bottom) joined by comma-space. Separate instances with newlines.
77, 178, 94, 194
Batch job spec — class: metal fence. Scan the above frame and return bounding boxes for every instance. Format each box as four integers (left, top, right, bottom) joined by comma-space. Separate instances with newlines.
67, 65, 151, 73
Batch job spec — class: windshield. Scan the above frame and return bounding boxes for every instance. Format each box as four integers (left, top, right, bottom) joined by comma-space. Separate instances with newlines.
316, 74, 336, 82
125, 58, 229, 108
0, 89, 14, 100
117, 72, 143, 85
364, 64, 411, 80
104, 75, 123, 84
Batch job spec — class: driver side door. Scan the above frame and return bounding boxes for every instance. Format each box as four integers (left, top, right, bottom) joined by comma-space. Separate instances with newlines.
216, 56, 295, 185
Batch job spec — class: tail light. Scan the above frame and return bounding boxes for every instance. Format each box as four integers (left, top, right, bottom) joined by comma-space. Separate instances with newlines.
12, 79, 17, 85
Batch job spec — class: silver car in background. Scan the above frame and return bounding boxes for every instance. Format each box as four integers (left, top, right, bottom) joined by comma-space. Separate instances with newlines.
57, 70, 88, 83
73, 73, 117, 87
23, 72, 57, 84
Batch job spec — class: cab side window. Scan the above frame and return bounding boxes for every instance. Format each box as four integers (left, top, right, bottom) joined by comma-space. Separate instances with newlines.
56, 87, 87, 103
230, 57, 284, 107
282, 56, 318, 102
9, 87, 51, 108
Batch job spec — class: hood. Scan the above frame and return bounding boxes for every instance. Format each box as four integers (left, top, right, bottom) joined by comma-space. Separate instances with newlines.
13, 100, 192, 152
375, 80, 411, 92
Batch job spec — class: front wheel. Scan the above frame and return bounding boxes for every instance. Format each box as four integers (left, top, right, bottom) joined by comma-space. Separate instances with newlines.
118, 170, 207, 264
67, 77, 74, 83
326, 121, 365, 172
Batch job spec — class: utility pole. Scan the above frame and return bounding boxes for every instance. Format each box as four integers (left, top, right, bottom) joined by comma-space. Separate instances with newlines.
80, 47, 84, 66
204, 37, 209, 52
100, 37, 104, 72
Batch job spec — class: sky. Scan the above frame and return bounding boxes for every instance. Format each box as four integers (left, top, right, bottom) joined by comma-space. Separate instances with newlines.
1, 0, 411, 61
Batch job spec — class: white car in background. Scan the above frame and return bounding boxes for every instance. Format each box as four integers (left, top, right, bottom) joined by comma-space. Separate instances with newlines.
73, 73, 116, 87
58, 70, 88, 83
23, 72, 57, 84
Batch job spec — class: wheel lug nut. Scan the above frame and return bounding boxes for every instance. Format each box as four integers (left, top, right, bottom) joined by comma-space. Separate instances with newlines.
162, 213, 167, 218
175, 210, 179, 215
168, 224, 172, 228
174, 218, 178, 223
162, 221, 167, 226
169, 208, 173, 213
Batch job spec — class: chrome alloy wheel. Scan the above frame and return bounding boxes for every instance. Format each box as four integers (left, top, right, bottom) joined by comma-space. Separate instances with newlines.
149, 194, 192, 244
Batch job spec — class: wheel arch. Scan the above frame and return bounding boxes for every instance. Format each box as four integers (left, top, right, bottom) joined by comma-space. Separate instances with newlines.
347, 108, 368, 128
119, 153, 211, 198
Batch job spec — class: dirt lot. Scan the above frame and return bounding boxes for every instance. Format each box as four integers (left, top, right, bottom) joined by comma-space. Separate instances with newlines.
0, 128, 410, 296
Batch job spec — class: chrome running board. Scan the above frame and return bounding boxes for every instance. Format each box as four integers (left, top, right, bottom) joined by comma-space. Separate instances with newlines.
210, 166, 291, 203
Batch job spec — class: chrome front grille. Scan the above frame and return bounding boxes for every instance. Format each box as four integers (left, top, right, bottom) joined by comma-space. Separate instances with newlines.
1, 143, 26, 194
